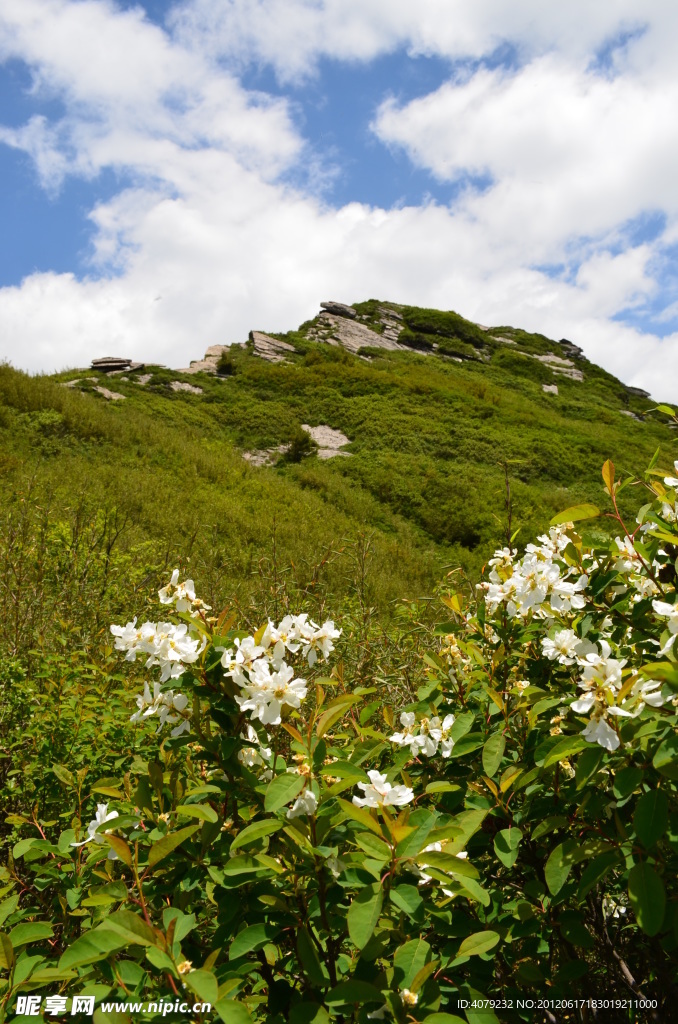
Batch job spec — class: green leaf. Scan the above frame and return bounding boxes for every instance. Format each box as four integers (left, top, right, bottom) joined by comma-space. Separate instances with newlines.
103, 910, 159, 947
229, 924, 271, 960
354, 833, 392, 861
457, 930, 500, 957
415, 851, 478, 879
8, 922, 53, 948
481, 734, 505, 777
289, 1005, 331, 1024
545, 840, 579, 895
52, 763, 75, 787
653, 735, 678, 780
176, 803, 218, 823
0, 895, 18, 928
0, 932, 13, 971
184, 969, 219, 1005
494, 827, 522, 868
214, 1002, 254, 1024
326, 981, 384, 1005
394, 937, 430, 988
264, 773, 306, 813
425, 781, 462, 795
316, 696, 362, 737
550, 504, 600, 526
337, 798, 383, 836
634, 791, 668, 848
612, 766, 643, 800
389, 885, 423, 919
297, 926, 327, 987
578, 852, 620, 898
230, 819, 281, 852
148, 825, 200, 867
58, 927, 127, 969
628, 863, 665, 936
347, 883, 383, 950
542, 735, 589, 768
422, 1016, 466, 1024
103, 835, 132, 867
12, 838, 36, 859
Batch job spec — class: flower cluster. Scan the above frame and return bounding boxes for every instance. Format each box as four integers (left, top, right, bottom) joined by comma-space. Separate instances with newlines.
110, 619, 204, 682
158, 568, 211, 617
130, 681, 191, 738
221, 614, 340, 726
352, 770, 414, 808
389, 711, 455, 758
481, 526, 588, 618
541, 628, 668, 750
238, 724, 273, 780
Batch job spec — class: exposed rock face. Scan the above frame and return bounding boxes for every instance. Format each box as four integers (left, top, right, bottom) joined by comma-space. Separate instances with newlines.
491, 335, 516, 345
533, 353, 584, 382
559, 339, 584, 360
243, 445, 288, 467
306, 312, 404, 354
178, 344, 228, 374
302, 424, 351, 458
249, 332, 296, 363
542, 383, 559, 395
94, 385, 125, 401
170, 381, 203, 394
320, 301, 356, 319
626, 385, 651, 399
91, 357, 144, 373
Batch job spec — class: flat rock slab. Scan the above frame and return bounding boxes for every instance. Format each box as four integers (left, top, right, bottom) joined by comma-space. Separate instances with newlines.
94, 386, 125, 401
320, 301, 356, 318
312, 313, 404, 354
542, 384, 559, 395
170, 380, 203, 394
250, 331, 296, 362
302, 423, 351, 458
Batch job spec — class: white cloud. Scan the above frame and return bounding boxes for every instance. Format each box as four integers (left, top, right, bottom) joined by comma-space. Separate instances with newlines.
1, 0, 678, 400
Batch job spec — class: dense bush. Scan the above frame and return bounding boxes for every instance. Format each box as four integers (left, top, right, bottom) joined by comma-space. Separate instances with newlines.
1, 452, 677, 1023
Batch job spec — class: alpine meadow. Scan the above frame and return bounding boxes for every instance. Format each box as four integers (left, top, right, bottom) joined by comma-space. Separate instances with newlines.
1, 299, 677, 1024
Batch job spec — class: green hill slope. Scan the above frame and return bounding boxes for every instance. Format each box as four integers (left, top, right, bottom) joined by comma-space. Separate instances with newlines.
0, 299, 673, 656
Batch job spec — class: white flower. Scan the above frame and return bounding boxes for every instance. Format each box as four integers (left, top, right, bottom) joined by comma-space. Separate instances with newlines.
301, 619, 342, 667
581, 715, 620, 751
71, 803, 120, 859
238, 725, 273, 776
602, 895, 627, 920
542, 629, 580, 665
130, 681, 190, 736
400, 989, 418, 1007
353, 770, 414, 809
235, 661, 307, 726
653, 599, 678, 653
286, 788, 318, 819
439, 714, 456, 757
411, 716, 442, 758
158, 569, 210, 616
390, 711, 418, 750
663, 460, 678, 487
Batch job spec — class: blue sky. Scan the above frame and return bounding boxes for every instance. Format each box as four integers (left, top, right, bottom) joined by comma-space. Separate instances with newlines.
1, 0, 677, 397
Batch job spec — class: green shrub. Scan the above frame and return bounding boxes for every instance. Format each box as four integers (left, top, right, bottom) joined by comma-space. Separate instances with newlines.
216, 351, 236, 376
2, 453, 677, 1021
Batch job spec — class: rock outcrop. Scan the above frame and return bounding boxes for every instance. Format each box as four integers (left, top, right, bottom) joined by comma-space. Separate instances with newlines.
533, 353, 584, 382
302, 424, 351, 458
249, 332, 295, 363
320, 301, 357, 319
91, 357, 144, 373
306, 312, 404, 354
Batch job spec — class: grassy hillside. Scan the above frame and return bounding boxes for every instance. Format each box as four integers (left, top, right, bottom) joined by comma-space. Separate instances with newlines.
0, 299, 674, 659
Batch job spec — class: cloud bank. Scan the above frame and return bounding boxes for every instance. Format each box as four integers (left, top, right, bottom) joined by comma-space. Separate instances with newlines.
0, 0, 677, 398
